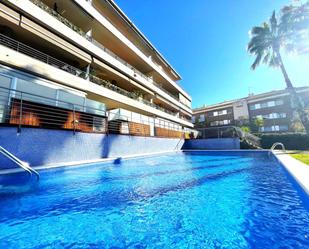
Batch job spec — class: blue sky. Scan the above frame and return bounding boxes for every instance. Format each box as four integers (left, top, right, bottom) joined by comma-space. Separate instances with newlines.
114, 0, 309, 108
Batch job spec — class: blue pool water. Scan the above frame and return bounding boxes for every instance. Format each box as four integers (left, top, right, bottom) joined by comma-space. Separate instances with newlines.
0, 151, 308, 248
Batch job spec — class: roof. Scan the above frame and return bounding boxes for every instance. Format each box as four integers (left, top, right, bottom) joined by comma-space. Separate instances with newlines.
106, 0, 182, 80
193, 86, 309, 114
247, 86, 309, 101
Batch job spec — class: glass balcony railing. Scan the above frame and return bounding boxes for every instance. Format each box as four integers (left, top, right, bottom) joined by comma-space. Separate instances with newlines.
0, 33, 189, 120
28, 0, 185, 104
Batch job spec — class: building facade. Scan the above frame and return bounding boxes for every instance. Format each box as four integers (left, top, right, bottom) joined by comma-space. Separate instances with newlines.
193, 87, 309, 133
0, 0, 193, 137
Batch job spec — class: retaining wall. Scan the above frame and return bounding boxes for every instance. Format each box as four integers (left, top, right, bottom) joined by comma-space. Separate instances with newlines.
0, 127, 184, 169
182, 138, 240, 150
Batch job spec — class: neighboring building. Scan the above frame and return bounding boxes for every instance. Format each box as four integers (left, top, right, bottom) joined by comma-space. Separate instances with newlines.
0, 0, 193, 137
193, 87, 309, 133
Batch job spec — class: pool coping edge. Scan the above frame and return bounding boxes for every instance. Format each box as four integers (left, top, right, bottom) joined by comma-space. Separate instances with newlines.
273, 151, 309, 195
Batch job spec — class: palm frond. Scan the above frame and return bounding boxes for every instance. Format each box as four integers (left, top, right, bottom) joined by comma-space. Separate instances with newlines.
270, 11, 278, 34
262, 51, 271, 64
251, 52, 263, 70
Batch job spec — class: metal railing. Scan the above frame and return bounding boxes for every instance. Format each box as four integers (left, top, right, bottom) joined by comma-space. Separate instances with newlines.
196, 126, 261, 148
0, 86, 190, 138
0, 87, 107, 133
107, 109, 189, 138
0, 33, 85, 78
28, 0, 185, 104
88, 75, 176, 116
0, 33, 188, 119
0, 146, 39, 180
270, 142, 286, 152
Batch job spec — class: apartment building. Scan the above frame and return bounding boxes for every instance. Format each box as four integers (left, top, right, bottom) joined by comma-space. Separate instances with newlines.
0, 0, 193, 137
193, 87, 309, 133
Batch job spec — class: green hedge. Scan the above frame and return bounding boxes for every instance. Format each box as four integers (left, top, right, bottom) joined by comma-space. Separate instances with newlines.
259, 133, 309, 150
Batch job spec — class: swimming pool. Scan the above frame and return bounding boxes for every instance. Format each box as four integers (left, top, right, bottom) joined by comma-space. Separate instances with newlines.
0, 151, 308, 248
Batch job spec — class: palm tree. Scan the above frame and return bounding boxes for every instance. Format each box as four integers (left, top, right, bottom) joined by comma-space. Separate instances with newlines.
280, 1, 309, 55
247, 11, 309, 134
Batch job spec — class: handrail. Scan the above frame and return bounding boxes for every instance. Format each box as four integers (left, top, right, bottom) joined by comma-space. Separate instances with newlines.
0, 146, 39, 180
174, 134, 185, 150
270, 142, 286, 152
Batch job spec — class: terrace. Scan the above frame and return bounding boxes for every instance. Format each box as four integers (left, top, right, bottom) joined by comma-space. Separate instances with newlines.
0, 33, 192, 123
28, 0, 188, 106
0, 85, 190, 138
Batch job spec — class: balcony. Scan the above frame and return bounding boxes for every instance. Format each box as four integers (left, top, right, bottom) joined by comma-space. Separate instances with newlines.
28, 0, 184, 104
0, 86, 107, 133
0, 33, 187, 120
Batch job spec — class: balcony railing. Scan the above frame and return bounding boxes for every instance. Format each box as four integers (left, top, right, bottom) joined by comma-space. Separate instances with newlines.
0, 87, 190, 138
0, 33, 187, 119
0, 86, 107, 133
28, 0, 183, 103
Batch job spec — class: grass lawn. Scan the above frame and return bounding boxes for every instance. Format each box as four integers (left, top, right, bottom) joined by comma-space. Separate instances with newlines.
291, 153, 309, 165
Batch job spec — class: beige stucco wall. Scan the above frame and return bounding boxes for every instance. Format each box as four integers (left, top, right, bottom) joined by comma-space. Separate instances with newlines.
232, 99, 249, 120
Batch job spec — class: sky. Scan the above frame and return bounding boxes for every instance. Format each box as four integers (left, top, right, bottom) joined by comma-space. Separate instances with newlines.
114, 0, 309, 108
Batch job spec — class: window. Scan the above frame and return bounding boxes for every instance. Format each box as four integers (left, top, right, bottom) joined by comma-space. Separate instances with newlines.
258, 113, 287, 119
279, 125, 288, 131
213, 110, 227, 116
210, 121, 218, 126
58, 90, 84, 111
0, 74, 13, 123
192, 116, 196, 123
218, 110, 227, 115
254, 104, 259, 109
199, 114, 205, 122
250, 99, 284, 111
260, 126, 272, 132
260, 125, 288, 132
223, 119, 230, 125
272, 125, 280, 131
0, 74, 12, 89
210, 120, 231, 126
261, 102, 268, 108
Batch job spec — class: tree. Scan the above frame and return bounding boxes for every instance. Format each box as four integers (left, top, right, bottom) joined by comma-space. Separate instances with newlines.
280, 1, 309, 55
291, 119, 305, 133
249, 117, 264, 133
254, 117, 264, 132
240, 126, 251, 133
247, 10, 309, 134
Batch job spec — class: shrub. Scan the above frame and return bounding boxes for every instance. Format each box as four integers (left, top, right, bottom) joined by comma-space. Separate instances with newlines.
240, 126, 251, 133
259, 133, 309, 150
